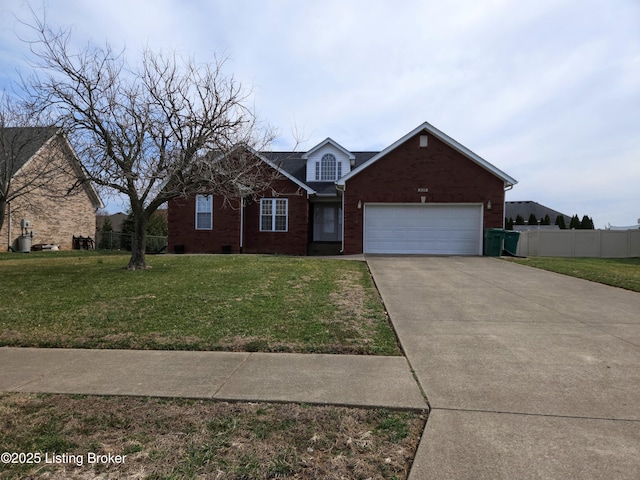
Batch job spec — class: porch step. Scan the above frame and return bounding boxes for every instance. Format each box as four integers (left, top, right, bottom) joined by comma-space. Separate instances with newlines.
308, 242, 342, 256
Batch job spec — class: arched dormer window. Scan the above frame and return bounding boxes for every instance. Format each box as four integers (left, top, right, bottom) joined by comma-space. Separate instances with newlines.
315, 153, 342, 181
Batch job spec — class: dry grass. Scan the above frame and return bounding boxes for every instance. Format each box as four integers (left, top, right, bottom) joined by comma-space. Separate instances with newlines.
0, 393, 426, 480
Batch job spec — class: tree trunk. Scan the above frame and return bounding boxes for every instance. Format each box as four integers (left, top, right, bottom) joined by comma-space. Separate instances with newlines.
128, 214, 149, 270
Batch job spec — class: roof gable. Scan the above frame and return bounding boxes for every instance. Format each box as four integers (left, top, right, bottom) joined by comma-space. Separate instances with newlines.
1, 127, 103, 209
0, 127, 59, 177
336, 122, 517, 188
265, 151, 378, 196
302, 138, 355, 160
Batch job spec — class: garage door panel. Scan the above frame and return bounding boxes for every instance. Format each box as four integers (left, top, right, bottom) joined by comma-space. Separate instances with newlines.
364, 204, 482, 255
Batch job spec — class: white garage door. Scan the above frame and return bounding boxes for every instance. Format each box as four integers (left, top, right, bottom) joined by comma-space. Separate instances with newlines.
364, 204, 483, 255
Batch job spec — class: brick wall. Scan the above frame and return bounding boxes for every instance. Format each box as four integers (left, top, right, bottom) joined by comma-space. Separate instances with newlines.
242, 180, 309, 255
1, 137, 99, 251
168, 176, 309, 255
343, 132, 506, 254
168, 195, 242, 254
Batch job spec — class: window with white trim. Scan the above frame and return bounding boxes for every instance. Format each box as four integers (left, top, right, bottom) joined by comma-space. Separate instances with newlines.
315, 153, 341, 181
195, 195, 213, 230
260, 198, 288, 232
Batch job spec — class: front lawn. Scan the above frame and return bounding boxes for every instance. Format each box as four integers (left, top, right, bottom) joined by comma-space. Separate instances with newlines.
505, 257, 640, 292
0, 253, 400, 355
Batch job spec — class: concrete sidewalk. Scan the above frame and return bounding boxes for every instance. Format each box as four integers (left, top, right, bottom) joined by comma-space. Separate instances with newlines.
0, 347, 427, 410
367, 256, 640, 480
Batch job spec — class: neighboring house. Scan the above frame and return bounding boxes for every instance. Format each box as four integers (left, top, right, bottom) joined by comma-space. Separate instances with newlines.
504, 200, 571, 232
0, 127, 103, 251
607, 223, 640, 231
168, 121, 517, 256
96, 209, 168, 233
505, 201, 571, 228
96, 212, 128, 233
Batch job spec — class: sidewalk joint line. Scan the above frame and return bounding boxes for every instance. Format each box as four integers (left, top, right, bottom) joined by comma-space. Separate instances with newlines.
211, 352, 254, 398
431, 406, 640, 423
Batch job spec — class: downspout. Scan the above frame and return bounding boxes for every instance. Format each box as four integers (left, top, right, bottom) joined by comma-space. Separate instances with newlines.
503, 183, 514, 228
336, 183, 345, 253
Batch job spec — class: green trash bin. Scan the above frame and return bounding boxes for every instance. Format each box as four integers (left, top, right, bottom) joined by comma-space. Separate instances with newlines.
484, 228, 505, 256
504, 231, 521, 255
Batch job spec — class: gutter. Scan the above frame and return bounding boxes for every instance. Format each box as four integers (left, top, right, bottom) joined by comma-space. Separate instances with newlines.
313, 193, 340, 198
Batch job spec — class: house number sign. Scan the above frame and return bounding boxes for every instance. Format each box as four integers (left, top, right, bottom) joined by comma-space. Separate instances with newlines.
417, 188, 429, 192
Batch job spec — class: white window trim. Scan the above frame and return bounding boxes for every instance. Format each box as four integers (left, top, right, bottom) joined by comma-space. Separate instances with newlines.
260, 198, 288, 232
195, 194, 213, 230
315, 153, 341, 181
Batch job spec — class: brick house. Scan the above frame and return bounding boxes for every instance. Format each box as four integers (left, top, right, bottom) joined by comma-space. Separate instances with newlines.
168, 122, 517, 255
0, 127, 103, 251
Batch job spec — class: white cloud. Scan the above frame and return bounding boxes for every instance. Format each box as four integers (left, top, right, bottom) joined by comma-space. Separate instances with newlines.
0, 0, 638, 226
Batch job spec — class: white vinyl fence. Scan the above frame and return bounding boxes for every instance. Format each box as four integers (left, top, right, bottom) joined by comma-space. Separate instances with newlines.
516, 229, 640, 258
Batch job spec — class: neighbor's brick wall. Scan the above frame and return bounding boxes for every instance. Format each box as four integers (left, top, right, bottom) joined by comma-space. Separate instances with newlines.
0, 137, 98, 251
343, 131, 506, 254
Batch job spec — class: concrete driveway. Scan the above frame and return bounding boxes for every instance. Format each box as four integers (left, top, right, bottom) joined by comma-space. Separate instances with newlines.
367, 256, 640, 480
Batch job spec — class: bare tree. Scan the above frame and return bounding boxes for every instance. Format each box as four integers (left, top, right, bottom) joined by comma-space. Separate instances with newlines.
0, 92, 79, 241
23, 15, 276, 269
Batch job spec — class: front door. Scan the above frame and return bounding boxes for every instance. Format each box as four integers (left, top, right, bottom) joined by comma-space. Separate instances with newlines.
313, 203, 342, 242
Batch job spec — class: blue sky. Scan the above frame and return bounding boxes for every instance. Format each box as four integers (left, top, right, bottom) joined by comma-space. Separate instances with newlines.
1, 0, 638, 227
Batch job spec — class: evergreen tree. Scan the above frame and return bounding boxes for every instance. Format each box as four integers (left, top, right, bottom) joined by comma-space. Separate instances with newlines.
542, 214, 551, 225
121, 210, 168, 251
569, 214, 581, 229
515, 215, 525, 225
555, 215, 567, 229
98, 217, 115, 249
147, 210, 168, 236
121, 213, 135, 250
580, 215, 594, 229
506, 217, 514, 230
101, 217, 113, 232
528, 213, 538, 226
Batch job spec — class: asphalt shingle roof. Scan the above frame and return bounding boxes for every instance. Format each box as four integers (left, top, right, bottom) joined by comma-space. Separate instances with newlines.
505, 201, 571, 223
264, 151, 378, 195
0, 127, 59, 177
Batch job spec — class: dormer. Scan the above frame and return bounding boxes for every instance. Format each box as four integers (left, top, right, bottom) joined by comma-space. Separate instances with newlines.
302, 138, 355, 183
